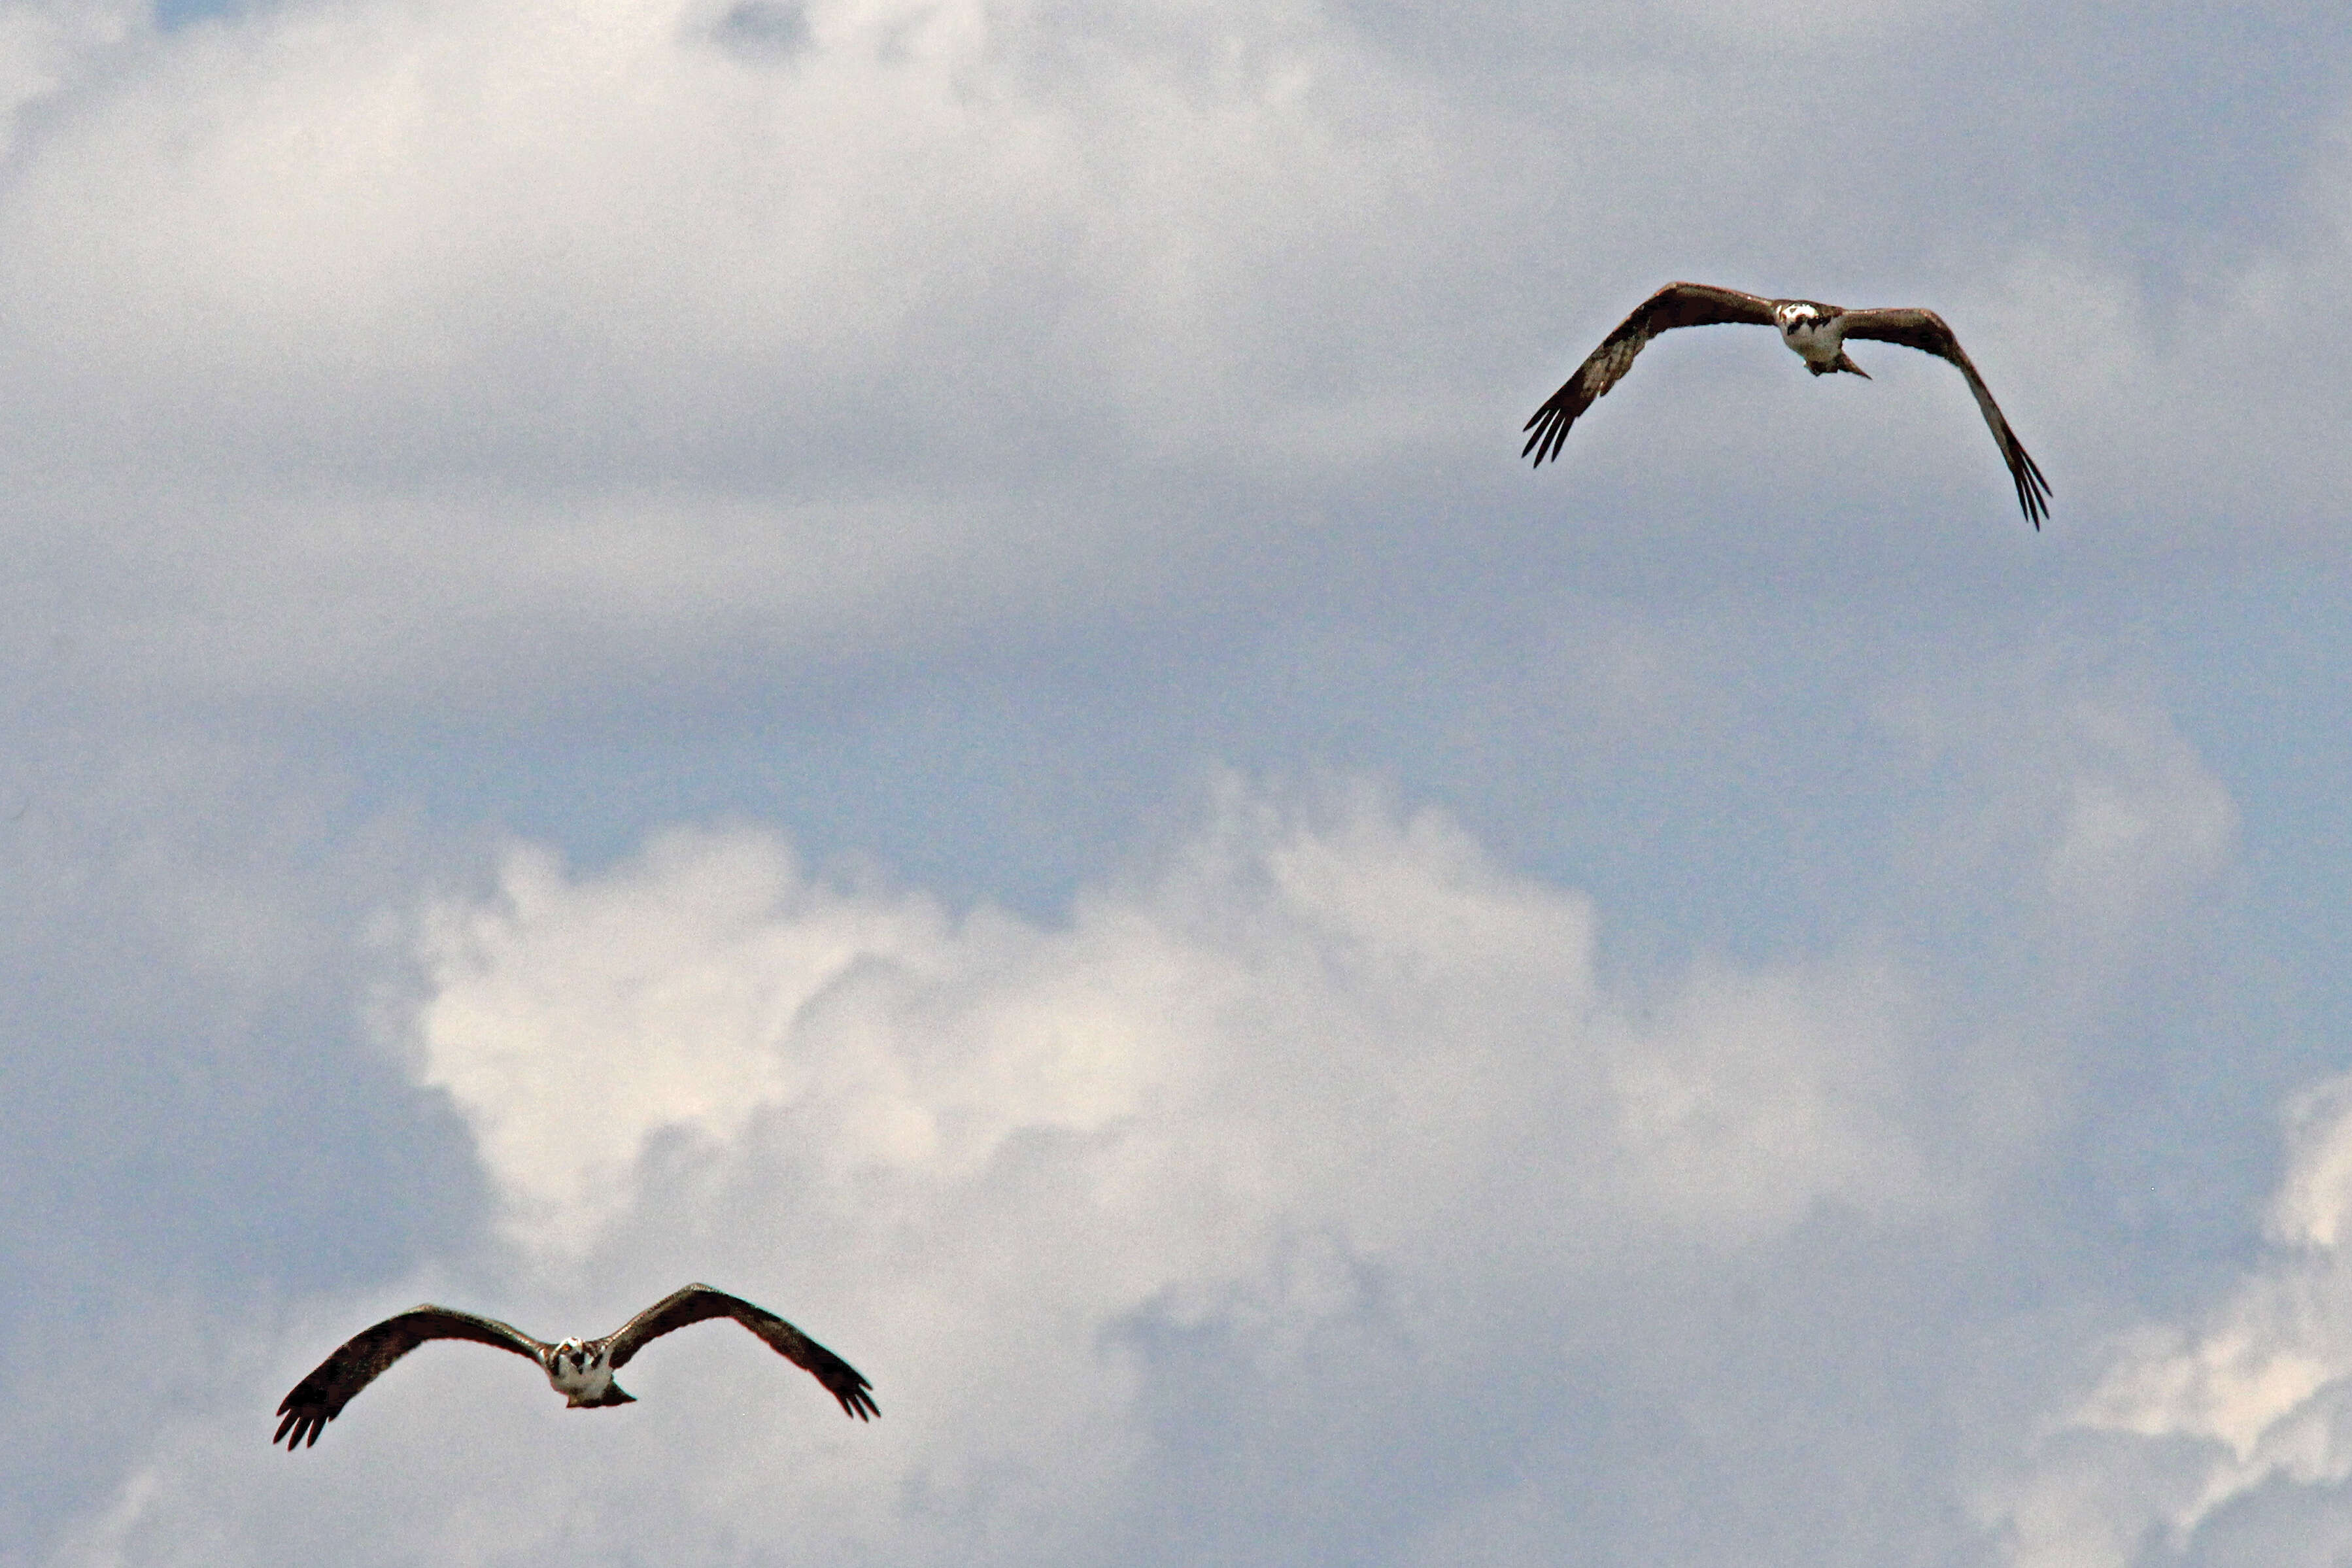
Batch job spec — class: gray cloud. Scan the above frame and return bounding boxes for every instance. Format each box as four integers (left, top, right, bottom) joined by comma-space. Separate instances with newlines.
0, 0, 2343, 716
31, 719, 2243, 1565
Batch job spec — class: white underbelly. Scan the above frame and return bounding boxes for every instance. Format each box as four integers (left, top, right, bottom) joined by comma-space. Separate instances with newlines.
550, 1361, 614, 1400
1782, 321, 1845, 369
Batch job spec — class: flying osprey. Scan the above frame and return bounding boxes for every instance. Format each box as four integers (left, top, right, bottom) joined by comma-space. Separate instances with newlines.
273, 1283, 877, 1448
1523, 282, 2052, 526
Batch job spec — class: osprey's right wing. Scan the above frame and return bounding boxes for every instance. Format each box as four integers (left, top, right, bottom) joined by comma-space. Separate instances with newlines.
1522, 282, 1777, 466
273, 1307, 545, 1449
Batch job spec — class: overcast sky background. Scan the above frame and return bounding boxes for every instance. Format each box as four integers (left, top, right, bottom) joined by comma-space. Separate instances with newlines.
3, 1, 2350, 1564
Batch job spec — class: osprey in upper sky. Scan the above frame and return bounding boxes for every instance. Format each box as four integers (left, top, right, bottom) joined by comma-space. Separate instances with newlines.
273, 1283, 877, 1448
1523, 282, 2052, 526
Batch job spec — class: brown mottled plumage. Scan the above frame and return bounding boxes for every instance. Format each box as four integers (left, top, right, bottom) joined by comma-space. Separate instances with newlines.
1524, 281, 2051, 526
273, 1284, 876, 1448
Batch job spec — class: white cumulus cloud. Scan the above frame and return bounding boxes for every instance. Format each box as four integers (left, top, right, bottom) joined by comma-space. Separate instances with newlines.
27, 670, 2256, 1567
62, 780, 1944, 1567
409, 780, 1932, 1262
1996, 1070, 2352, 1568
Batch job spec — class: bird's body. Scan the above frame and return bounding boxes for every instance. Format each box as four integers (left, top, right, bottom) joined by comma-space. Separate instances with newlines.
545, 1337, 628, 1408
273, 1284, 877, 1447
1523, 282, 2051, 526
1771, 299, 1864, 375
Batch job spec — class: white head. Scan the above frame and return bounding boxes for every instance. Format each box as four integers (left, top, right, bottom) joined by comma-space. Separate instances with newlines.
545, 1336, 619, 1403
1775, 301, 1822, 335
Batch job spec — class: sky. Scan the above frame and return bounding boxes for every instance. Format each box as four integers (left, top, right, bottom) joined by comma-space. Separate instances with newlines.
2, 0, 2350, 1563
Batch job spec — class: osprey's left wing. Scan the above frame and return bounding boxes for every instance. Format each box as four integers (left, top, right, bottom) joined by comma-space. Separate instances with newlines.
604, 1284, 878, 1420
1837, 307, 2052, 527
1523, 282, 1777, 466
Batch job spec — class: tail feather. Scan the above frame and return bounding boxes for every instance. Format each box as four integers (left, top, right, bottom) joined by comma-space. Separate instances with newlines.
567, 1385, 638, 1408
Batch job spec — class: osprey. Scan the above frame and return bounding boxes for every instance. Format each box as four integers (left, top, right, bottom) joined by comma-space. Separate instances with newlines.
1523, 281, 2053, 526
273, 1283, 876, 1448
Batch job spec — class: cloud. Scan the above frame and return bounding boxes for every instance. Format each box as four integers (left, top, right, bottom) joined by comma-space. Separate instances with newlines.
0, 1, 135, 159
3, 0, 2349, 716
0, 523, 2262, 1565
0, 0, 1508, 705
34, 681, 2244, 1567
1880, 650, 2241, 978
1, 1, 2334, 1563
409, 779, 1928, 1257
1, 0, 1484, 477
1993, 1076, 2352, 1568
46, 778, 1948, 1567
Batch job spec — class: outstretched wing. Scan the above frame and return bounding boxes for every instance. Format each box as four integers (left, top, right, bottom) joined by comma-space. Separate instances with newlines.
274, 1306, 545, 1449
1523, 282, 1778, 466
1837, 307, 2053, 528
603, 1284, 878, 1420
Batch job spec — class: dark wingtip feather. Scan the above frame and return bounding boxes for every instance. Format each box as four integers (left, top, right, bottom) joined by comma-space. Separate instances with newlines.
1522, 406, 1570, 467
2010, 440, 2053, 528
274, 1391, 315, 1448
816, 1354, 879, 1420
1521, 414, 1548, 465
272, 1406, 326, 1450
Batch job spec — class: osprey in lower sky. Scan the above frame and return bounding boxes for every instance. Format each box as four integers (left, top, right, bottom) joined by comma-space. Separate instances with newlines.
273, 1283, 877, 1448
1523, 282, 2053, 526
